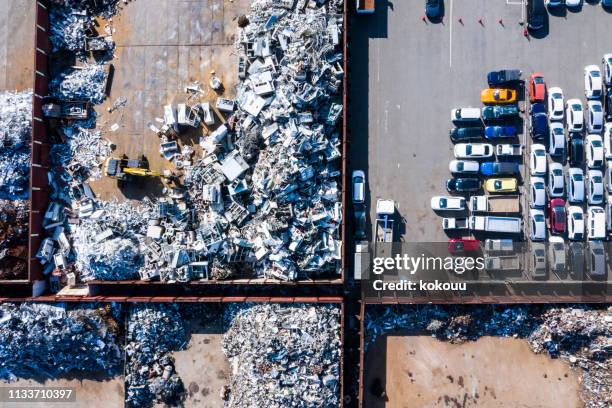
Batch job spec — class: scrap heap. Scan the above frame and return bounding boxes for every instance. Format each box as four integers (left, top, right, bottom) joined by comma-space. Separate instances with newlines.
170, 0, 344, 281
50, 64, 109, 105
0, 91, 32, 280
0, 200, 29, 280
0, 302, 123, 381
125, 304, 188, 408
222, 303, 341, 407
365, 305, 612, 407
49, 0, 123, 59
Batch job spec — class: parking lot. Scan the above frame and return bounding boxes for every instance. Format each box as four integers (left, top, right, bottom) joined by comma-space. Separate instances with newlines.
349, 0, 612, 279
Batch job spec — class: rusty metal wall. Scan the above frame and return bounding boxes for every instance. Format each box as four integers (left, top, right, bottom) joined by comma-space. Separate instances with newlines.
28, 0, 51, 284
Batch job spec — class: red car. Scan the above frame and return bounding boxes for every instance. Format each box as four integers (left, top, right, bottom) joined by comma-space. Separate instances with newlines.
448, 238, 480, 253
549, 198, 566, 234
529, 72, 546, 103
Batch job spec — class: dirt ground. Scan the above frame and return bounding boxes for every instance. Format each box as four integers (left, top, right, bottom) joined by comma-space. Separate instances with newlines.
364, 334, 583, 408
88, 0, 250, 201
0, 0, 35, 91
167, 312, 230, 408
2, 374, 124, 408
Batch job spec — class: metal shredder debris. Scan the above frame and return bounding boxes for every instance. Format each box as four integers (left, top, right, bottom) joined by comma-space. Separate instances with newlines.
125, 303, 188, 408
222, 303, 342, 407
0, 302, 123, 381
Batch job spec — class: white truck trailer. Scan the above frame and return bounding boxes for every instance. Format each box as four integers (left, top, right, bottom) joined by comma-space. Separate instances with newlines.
469, 216, 522, 233
470, 195, 520, 214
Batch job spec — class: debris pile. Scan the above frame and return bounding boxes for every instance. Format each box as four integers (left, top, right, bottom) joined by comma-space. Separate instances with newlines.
50, 64, 109, 105
222, 303, 341, 407
72, 201, 150, 281
0, 90, 31, 280
125, 304, 188, 408
0, 302, 123, 381
144, 0, 345, 281
50, 0, 126, 17
0, 200, 29, 280
0, 90, 32, 200
365, 305, 612, 407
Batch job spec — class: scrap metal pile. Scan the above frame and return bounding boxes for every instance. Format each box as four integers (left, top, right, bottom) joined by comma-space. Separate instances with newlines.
125, 304, 188, 408
0, 302, 123, 381
365, 305, 612, 407
50, 65, 109, 105
0, 91, 31, 200
0, 200, 29, 280
222, 303, 341, 407
0, 91, 32, 280
152, 0, 345, 281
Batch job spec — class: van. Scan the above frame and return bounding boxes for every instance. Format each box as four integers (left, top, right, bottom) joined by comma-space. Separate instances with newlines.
588, 241, 606, 278
451, 108, 481, 124
588, 206, 606, 240
527, 0, 546, 30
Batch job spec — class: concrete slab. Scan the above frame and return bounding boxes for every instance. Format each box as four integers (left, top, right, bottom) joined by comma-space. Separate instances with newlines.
2, 374, 124, 408
166, 311, 229, 408
0, 0, 35, 91
87, 0, 250, 201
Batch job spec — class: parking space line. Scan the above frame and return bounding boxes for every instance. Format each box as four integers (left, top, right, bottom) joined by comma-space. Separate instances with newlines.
449, 0, 453, 67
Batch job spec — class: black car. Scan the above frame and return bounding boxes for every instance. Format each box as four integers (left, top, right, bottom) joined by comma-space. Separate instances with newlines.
449, 127, 484, 142
530, 104, 548, 139
425, 0, 443, 20
605, 89, 612, 121
568, 242, 584, 280
569, 136, 584, 166
487, 69, 522, 87
527, 0, 546, 31
446, 178, 481, 193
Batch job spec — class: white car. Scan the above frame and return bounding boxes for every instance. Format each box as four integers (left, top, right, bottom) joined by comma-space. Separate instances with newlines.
603, 123, 612, 158
529, 208, 546, 241
548, 122, 565, 157
587, 206, 606, 240
530, 176, 546, 208
587, 101, 604, 133
547, 87, 564, 121
584, 65, 603, 99
530, 144, 547, 176
352, 170, 365, 203
454, 143, 494, 159
565, 99, 584, 132
548, 162, 565, 198
587, 169, 604, 205
549, 236, 566, 274
586, 134, 604, 168
451, 108, 481, 123
431, 196, 466, 211
449, 160, 479, 174
568, 168, 585, 203
567, 206, 585, 241
603, 53, 612, 86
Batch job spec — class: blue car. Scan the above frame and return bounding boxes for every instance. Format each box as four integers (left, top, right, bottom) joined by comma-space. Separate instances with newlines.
480, 162, 520, 176
530, 103, 546, 115
484, 126, 517, 139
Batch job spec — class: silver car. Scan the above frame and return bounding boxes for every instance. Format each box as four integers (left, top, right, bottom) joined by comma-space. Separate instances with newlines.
567, 168, 585, 203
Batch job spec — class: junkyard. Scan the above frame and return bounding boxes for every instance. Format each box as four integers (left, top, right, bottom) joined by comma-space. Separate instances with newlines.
0, 0, 610, 407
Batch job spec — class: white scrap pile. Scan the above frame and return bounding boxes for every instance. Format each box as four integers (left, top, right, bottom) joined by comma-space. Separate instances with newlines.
50, 64, 108, 105
125, 304, 188, 408
0, 302, 123, 381
222, 303, 341, 407
71, 201, 150, 281
164, 0, 344, 281
0, 91, 32, 200
365, 305, 612, 408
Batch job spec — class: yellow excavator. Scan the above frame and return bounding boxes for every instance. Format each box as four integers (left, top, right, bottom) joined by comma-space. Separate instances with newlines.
103, 156, 162, 181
